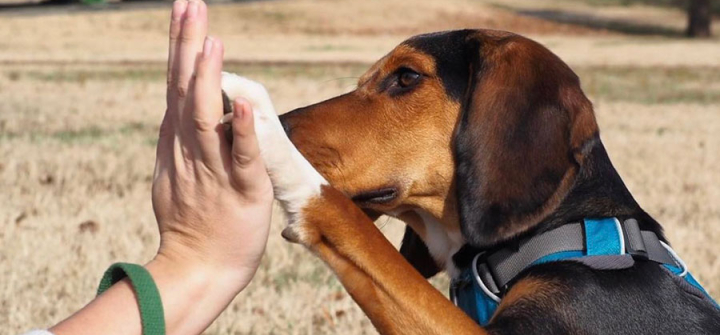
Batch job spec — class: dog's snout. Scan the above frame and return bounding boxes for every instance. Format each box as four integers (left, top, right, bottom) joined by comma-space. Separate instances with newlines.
281, 107, 306, 136
279, 114, 292, 136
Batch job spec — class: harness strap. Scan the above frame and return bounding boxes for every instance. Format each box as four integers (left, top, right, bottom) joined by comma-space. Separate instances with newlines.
480, 218, 678, 291
451, 217, 718, 326
486, 223, 584, 290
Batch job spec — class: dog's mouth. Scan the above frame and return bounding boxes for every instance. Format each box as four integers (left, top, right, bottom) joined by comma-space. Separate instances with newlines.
351, 187, 399, 205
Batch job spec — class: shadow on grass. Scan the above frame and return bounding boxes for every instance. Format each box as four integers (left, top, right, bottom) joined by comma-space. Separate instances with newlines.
0, 1, 52, 11
0, 0, 263, 13
0, 0, 172, 15
0, 0, 105, 11
503, 6, 683, 37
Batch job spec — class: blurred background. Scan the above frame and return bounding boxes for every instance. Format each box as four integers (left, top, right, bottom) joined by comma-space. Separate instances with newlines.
1, 0, 718, 334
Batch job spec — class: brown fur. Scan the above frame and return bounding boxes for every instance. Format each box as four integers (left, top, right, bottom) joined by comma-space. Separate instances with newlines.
280, 30, 600, 333
283, 45, 462, 244
491, 277, 562, 321
298, 186, 485, 334
456, 32, 598, 246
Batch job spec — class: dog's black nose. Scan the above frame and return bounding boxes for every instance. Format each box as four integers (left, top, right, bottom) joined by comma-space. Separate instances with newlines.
279, 114, 292, 136
280, 107, 306, 136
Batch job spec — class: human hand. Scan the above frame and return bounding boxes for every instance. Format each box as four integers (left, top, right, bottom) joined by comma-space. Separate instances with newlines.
151, 0, 273, 292
49, 3, 274, 335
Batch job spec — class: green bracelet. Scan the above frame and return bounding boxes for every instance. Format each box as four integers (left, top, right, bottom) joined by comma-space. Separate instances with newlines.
97, 263, 166, 335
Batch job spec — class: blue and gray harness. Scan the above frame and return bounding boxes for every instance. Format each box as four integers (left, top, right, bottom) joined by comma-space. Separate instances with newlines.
449, 217, 718, 326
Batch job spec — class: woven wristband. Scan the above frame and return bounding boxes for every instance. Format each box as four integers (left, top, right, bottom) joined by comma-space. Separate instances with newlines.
97, 263, 166, 335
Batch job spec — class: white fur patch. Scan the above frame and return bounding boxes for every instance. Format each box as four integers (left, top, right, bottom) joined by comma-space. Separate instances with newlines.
415, 210, 465, 278
220, 72, 327, 224
221, 73, 466, 268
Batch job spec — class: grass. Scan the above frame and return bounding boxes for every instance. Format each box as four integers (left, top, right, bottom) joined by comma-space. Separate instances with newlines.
491, 0, 719, 37
493, 2, 683, 37
0, 121, 156, 145
3, 1, 720, 333
576, 66, 720, 104
3, 59, 718, 334
3, 63, 369, 83
579, 0, 720, 14
5, 64, 720, 105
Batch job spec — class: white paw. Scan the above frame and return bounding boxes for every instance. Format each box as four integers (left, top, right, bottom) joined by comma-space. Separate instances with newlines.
220, 72, 327, 224
221, 72, 279, 135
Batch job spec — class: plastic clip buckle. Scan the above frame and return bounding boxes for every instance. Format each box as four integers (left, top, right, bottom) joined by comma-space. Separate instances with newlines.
622, 218, 648, 261
472, 253, 501, 303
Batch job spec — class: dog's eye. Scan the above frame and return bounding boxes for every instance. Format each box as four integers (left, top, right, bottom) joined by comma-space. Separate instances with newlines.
397, 69, 421, 88
384, 68, 422, 96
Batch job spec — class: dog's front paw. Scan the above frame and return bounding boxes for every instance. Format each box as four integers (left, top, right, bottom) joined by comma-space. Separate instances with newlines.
220, 72, 283, 152
220, 72, 329, 241
281, 224, 322, 246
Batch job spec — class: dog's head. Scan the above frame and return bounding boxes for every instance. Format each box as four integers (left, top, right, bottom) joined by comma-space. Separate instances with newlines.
280, 29, 598, 275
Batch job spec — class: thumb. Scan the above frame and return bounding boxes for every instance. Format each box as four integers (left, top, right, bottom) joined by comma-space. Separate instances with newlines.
229, 98, 267, 190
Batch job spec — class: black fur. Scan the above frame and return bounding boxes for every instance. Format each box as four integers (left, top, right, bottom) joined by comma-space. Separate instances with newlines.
455, 35, 588, 248
401, 30, 720, 334
397, 30, 480, 277
488, 262, 720, 335
399, 226, 441, 278
405, 30, 478, 102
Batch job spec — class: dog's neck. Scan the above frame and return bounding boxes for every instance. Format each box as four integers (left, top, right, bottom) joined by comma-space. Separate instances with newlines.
452, 139, 664, 270
538, 140, 663, 238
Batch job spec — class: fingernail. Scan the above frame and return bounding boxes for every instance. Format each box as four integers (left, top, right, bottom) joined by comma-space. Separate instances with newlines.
171, 0, 186, 20
234, 99, 246, 119
203, 37, 213, 57
186, 0, 198, 19
220, 113, 233, 124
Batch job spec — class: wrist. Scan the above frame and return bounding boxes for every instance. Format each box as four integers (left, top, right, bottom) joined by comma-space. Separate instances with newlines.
142, 253, 249, 335
154, 231, 258, 291
148, 250, 248, 296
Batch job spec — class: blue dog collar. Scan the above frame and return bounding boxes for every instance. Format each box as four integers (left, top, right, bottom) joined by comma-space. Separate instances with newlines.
450, 217, 718, 326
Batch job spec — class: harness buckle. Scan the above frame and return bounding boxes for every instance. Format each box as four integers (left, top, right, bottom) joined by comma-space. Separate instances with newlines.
621, 218, 649, 261
449, 278, 464, 306
472, 253, 502, 303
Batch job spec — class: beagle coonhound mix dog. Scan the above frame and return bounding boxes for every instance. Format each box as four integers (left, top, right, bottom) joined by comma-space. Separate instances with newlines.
221, 30, 720, 334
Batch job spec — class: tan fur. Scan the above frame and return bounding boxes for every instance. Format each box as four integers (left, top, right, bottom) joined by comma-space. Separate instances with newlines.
299, 186, 486, 335
279, 30, 599, 333
283, 45, 463, 252
491, 278, 561, 321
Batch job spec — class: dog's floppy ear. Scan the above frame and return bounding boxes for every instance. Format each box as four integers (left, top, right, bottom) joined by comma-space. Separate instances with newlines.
400, 226, 440, 278
454, 32, 598, 247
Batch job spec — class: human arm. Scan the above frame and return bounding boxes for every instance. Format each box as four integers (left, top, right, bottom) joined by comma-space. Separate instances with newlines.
46, 1, 273, 334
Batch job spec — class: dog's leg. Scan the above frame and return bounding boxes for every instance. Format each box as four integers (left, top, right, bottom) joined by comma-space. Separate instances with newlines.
221, 73, 485, 335
293, 186, 487, 335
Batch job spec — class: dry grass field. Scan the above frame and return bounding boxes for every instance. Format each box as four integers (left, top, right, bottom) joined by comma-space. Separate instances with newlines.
2, 0, 719, 334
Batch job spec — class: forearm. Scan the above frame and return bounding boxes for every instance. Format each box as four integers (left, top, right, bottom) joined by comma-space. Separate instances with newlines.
50, 257, 244, 335
46, 1, 273, 333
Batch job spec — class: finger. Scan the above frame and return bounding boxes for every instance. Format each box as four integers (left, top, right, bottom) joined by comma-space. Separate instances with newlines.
190, 37, 227, 168
153, 109, 176, 180
175, 0, 207, 100
230, 99, 265, 186
157, 109, 175, 160
166, 0, 187, 92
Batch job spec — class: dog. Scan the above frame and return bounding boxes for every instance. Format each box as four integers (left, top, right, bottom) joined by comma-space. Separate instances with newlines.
221, 29, 720, 334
